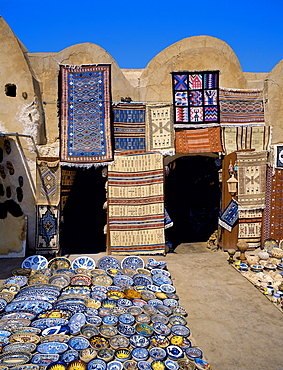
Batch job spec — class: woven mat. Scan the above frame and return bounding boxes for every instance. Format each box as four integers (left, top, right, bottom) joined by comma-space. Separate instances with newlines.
113, 103, 146, 151
172, 71, 220, 128
221, 126, 271, 155
146, 104, 175, 155
175, 126, 223, 154
60, 65, 113, 165
219, 88, 265, 126
108, 152, 165, 255
238, 208, 262, 248
36, 157, 61, 206
36, 205, 60, 255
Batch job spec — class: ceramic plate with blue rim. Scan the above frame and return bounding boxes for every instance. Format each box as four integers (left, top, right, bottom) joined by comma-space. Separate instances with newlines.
97, 257, 121, 271
31, 318, 68, 330
164, 359, 179, 370
118, 313, 135, 326
107, 360, 123, 370
5, 300, 52, 314
132, 274, 152, 287
149, 347, 167, 361
85, 315, 102, 326
121, 256, 145, 270
155, 304, 172, 316
31, 353, 60, 366
147, 285, 161, 293
185, 347, 203, 360
87, 359, 107, 370
99, 325, 117, 338
68, 312, 86, 334
102, 315, 118, 326
152, 274, 172, 286
131, 347, 149, 361
151, 314, 169, 325
21, 255, 48, 270
137, 361, 151, 370
117, 298, 132, 308
117, 324, 136, 337
135, 323, 154, 337
113, 275, 133, 288
129, 334, 150, 348
152, 322, 171, 336
0, 298, 7, 311
109, 335, 129, 350
151, 269, 170, 277
71, 256, 96, 271
171, 325, 190, 337
142, 304, 157, 316
166, 345, 184, 360
41, 325, 70, 336
0, 330, 11, 338
169, 315, 187, 326
3, 276, 28, 287
147, 299, 163, 307
0, 352, 31, 367
54, 302, 86, 314
68, 336, 90, 350
61, 349, 79, 363
36, 341, 68, 354
160, 284, 175, 294
163, 299, 178, 307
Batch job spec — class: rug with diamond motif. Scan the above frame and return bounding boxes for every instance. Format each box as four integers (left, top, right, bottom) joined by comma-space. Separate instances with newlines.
108, 151, 165, 255
36, 205, 59, 255
36, 157, 61, 206
60, 65, 113, 165
238, 208, 263, 249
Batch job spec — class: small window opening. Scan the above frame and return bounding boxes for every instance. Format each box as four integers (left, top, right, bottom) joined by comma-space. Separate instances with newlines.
5, 84, 17, 97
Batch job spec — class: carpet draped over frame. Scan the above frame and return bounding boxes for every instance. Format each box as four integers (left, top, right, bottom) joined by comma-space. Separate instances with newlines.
108, 151, 165, 255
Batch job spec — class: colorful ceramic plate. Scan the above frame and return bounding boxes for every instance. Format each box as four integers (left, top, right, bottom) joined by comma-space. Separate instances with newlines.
155, 304, 172, 316
87, 359, 107, 370
129, 334, 150, 348
117, 324, 136, 337
40, 334, 70, 343
137, 361, 151, 370
21, 255, 48, 270
92, 275, 113, 287
171, 325, 190, 337
152, 322, 171, 336
9, 333, 40, 344
121, 256, 145, 270
71, 257, 96, 271
0, 352, 31, 367
99, 325, 117, 338
135, 323, 153, 337
70, 275, 92, 287
80, 324, 99, 339
48, 257, 71, 270
166, 345, 184, 360
12, 326, 41, 335
3, 276, 28, 288
89, 336, 109, 350
149, 347, 167, 361
109, 335, 129, 350
68, 336, 90, 350
37, 341, 68, 354
185, 347, 203, 360
113, 275, 133, 288
172, 306, 187, 316
131, 347, 149, 361
31, 353, 60, 366
132, 275, 152, 287
97, 257, 121, 271
169, 315, 187, 326
61, 349, 79, 363
150, 335, 170, 348
151, 314, 169, 325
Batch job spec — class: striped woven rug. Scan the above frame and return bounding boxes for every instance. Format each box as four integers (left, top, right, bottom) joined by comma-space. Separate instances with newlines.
108, 151, 165, 255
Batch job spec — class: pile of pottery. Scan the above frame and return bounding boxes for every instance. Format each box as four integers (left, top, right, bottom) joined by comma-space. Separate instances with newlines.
233, 239, 283, 309
0, 255, 211, 370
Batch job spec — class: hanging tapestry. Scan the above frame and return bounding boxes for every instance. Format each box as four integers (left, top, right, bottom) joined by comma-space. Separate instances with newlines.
237, 150, 267, 210
146, 104, 175, 155
36, 157, 61, 206
238, 208, 262, 248
60, 65, 113, 165
36, 205, 60, 255
273, 144, 283, 169
218, 199, 238, 232
175, 127, 223, 154
60, 167, 77, 216
219, 88, 265, 126
108, 151, 165, 255
262, 167, 283, 242
221, 126, 272, 155
172, 71, 220, 128
164, 207, 173, 229
113, 103, 146, 151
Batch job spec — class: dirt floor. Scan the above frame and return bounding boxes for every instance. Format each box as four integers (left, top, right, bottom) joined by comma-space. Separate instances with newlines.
0, 244, 282, 370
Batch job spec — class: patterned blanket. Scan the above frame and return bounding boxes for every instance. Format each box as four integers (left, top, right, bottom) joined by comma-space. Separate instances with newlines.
113, 103, 146, 151
238, 208, 263, 249
172, 71, 220, 128
36, 157, 61, 206
36, 205, 59, 255
108, 152, 165, 255
60, 65, 113, 165
218, 199, 238, 232
219, 88, 265, 126
175, 127, 223, 154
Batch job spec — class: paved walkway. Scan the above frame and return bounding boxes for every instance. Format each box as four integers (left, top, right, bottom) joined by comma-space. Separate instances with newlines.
0, 244, 282, 370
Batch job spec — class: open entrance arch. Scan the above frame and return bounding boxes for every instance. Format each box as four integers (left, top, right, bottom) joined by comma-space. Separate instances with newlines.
60, 166, 107, 255
165, 155, 221, 249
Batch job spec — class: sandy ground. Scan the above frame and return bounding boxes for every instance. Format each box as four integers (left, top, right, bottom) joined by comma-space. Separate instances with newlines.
0, 244, 282, 370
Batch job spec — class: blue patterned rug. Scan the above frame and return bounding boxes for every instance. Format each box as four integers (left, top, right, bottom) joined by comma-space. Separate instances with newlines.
36, 205, 59, 255
218, 199, 238, 232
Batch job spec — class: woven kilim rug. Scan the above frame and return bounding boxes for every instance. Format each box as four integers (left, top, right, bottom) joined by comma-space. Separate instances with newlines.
262, 165, 272, 242
36, 205, 59, 255
113, 103, 146, 151
60, 167, 77, 216
238, 208, 262, 248
222, 126, 272, 155
175, 127, 223, 154
172, 71, 220, 128
60, 65, 113, 165
218, 199, 238, 232
237, 151, 267, 210
146, 104, 175, 155
36, 157, 61, 206
108, 152, 165, 255
219, 88, 265, 126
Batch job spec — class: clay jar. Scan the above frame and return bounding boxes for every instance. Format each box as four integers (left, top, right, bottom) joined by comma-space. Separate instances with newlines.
246, 254, 260, 266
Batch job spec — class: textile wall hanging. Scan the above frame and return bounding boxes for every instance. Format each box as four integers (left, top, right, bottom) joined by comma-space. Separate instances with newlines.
146, 104, 175, 155
108, 151, 165, 255
262, 167, 283, 241
60, 167, 77, 215
113, 103, 146, 151
273, 144, 283, 169
36, 205, 59, 255
237, 150, 267, 210
219, 88, 265, 126
172, 71, 220, 128
36, 157, 61, 206
221, 126, 272, 155
175, 127, 223, 154
60, 64, 113, 165
218, 199, 238, 232
238, 208, 262, 248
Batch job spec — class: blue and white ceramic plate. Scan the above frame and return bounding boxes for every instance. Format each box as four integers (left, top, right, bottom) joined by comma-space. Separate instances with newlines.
160, 284, 175, 294
163, 299, 178, 307
131, 347, 149, 361
121, 256, 145, 270
118, 313, 135, 326
3, 276, 28, 287
171, 325, 190, 337
97, 257, 121, 271
36, 341, 68, 354
0, 298, 7, 311
185, 347, 203, 360
127, 306, 142, 316
0, 330, 11, 338
129, 334, 150, 348
152, 274, 172, 286
147, 285, 161, 293
164, 359, 179, 370
117, 324, 136, 337
68, 336, 90, 350
87, 359, 107, 370
21, 255, 48, 270
71, 257, 96, 271
54, 302, 86, 314
151, 314, 169, 325
142, 304, 156, 316
31, 318, 68, 330
137, 361, 151, 370
0, 352, 31, 367
169, 315, 187, 326
61, 349, 79, 363
117, 299, 132, 308
151, 269, 170, 277
5, 300, 52, 314
41, 325, 70, 336
31, 353, 59, 366
68, 313, 86, 334
113, 275, 133, 288
152, 322, 171, 336
172, 306, 187, 316
149, 347, 167, 361
166, 345, 184, 360
102, 315, 118, 326
155, 304, 172, 316
147, 299, 163, 307
107, 360, 123, 370
85, 315, 102, 326
132, 274, 152, 287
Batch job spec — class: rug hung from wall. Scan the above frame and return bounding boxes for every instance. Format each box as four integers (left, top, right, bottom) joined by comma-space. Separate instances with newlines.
113, 103, 146, 151
36, 157, 61, 206
108, 151, 165, 255
172, 70, 220, 128
175, 126, 223, 154
219, 88, 265, 126
36, 205, 60, 255
60, 167, 77, 217
238, 208, 262, 248
60, 65, 113, 165
146, 104, 175, 155
237, 150, 267, 210
218, 198, 238, 232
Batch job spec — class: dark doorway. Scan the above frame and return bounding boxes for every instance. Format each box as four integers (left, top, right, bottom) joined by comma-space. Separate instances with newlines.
165, 156, 221, 248
60, 166, 107, 255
